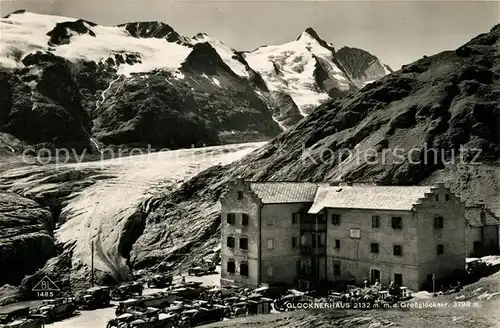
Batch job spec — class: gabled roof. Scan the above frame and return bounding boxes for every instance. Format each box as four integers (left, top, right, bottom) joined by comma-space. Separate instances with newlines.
307, 185, 433, 213
466, 206, 500, 227
249, 182, 318, 204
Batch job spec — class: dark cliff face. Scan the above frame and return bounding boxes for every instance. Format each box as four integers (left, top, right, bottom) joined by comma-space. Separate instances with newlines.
1, 52, 92, 151
181, 42, 231, 75
92, 65, 281, 148
336, 47, 380, 78
92, 73, 222, 149
119, 21, 190, 44
131, 24, 500, 269
0, 192, 56, 286
46, 19, 97, 46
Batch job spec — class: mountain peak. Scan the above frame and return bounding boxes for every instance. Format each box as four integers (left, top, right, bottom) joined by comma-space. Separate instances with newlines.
297, 27, 323, 43
181, 42, 226, 74
296, 27, 335, 52
3, 9, 26, 18
118, 21, 190, 44
194, 32, 209, 38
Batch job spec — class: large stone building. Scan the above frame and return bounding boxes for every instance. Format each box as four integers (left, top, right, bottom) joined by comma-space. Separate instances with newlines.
219, 178, 466, 291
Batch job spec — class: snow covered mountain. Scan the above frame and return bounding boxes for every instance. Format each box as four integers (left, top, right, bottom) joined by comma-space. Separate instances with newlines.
0, 10, 391, 150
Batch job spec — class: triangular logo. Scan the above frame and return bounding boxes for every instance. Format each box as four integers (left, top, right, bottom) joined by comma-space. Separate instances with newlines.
32, 276, 60, 291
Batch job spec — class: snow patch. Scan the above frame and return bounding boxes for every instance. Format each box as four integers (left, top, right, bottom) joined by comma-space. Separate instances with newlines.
211, 77, 221, 87
174, 71, 185, 80
481, 255, 500, 266
477, 291, 500, 301
0, 11, 191, 76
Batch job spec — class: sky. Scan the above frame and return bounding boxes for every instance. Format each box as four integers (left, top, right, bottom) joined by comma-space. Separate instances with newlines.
1, 0, 499, 69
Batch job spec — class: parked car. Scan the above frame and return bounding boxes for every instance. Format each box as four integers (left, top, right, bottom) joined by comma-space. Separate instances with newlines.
253, 283, 289, 299
111, 282, 144, 301
146, 274, 173, 288
2, 317, 44, 328
0, 307, 30, 324
178, 306, 224, 327
76, 286, 111, 309
30, 297, 76, 323
115, 293, 176, 316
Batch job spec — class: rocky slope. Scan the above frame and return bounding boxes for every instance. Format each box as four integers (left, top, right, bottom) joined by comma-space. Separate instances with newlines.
130, 24, 500, 270
0, 192, 56, 287
0, 11, 390, 150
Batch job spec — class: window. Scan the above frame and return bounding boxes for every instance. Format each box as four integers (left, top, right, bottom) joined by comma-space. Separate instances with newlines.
331, 214, 341, 225
434, 216, 444, 229
267, 239, 274, 250
292, 213, 299, 224
371, 243, 379, 254
334, 239, 340, 249
394, 273, 403, 286
227, 260, 235, 273
227, 213, 236, 225
437, 244, 444, 255
240, 262, 249, 276
292, 237, 298, 248
393, 245, 403, 256
239, 238, 248, 250
227, 236, 235, 248
237, 191, 243, 200
267, 266, 273, 277
242, 214, 249, 226
333, 262, 341, 276
267, 216, 275, 226
391, 217, 403, 230
445, 194, 450, 201
435, 194, 439, 201
372, 215, 380, 228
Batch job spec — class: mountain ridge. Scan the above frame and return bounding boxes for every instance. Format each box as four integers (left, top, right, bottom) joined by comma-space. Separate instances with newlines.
0, 10, 391, 150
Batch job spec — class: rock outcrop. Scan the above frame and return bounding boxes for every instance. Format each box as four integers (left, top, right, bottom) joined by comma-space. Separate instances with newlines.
0, 192, 56, 286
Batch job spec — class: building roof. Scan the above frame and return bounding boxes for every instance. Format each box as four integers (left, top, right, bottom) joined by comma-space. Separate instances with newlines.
307, 185, 433, 213
466, 207, 500, 227
249, 182, 319, 204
